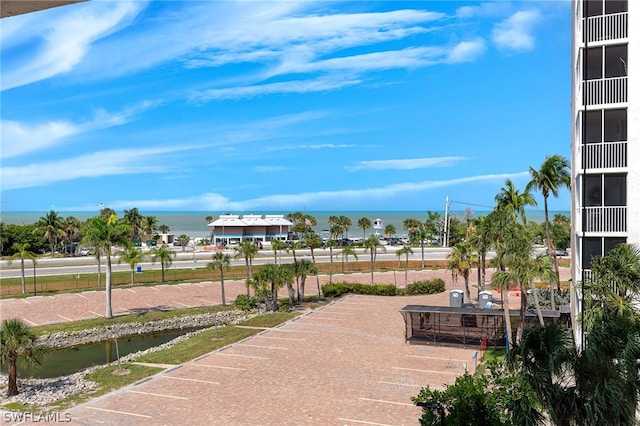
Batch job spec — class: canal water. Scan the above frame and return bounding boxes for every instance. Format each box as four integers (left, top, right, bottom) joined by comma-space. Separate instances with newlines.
3, 330, 187, 379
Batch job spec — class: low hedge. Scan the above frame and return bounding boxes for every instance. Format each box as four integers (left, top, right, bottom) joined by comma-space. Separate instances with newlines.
322, 282, 400, 297
405, 278, 446, 295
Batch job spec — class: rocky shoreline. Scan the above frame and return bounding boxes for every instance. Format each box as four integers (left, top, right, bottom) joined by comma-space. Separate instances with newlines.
1, 310, 251, 407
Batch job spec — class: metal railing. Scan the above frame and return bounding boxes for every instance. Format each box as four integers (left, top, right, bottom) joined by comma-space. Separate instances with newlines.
583, 76, 627, 106
583, 12, 628, 43
581, 141, 627, 169
583, 206, 627, 233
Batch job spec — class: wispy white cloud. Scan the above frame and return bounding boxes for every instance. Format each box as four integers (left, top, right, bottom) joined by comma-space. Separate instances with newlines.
252, 165, 289, 173
447, 39, 487, 63
347, 157, 466, 172
1, 145, 197, 191
88, 172, 529, 211
492, 10, 542, 51
265, 143, 357, 153
1, 101, 159, 159
1, 0, 147, 91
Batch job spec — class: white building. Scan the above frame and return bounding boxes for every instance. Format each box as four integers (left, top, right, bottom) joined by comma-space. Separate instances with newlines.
571, 0, 635, 341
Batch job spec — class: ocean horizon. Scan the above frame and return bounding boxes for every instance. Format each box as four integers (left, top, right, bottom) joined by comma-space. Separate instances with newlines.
1, 210, 571, 239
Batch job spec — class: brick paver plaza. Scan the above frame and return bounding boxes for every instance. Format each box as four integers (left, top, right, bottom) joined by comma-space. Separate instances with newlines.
0, 268, 570, 425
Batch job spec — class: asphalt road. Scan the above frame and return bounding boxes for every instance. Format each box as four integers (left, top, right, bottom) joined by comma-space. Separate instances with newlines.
0, 246, 461, 279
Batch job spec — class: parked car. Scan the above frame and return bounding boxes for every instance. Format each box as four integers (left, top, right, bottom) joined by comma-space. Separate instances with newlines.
79, 247, 93, 256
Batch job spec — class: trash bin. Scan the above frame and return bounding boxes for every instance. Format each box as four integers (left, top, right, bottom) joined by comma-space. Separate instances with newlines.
450, 290, 464, 307
136, 266, 142, 273
478, 291, 492, 309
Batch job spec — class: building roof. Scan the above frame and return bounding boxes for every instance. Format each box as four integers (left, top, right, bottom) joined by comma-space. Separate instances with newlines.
208, 215, 246, 227
263, 215, 294, 226
1, 1, 87, 18
241, 215, 270, 226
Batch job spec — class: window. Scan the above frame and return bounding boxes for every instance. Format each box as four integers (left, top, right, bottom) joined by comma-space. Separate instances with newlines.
582, 237, 627, 269
584, 0, 627, 17
603, 109, 627, 142
583, 173, 627, 206
584, 110, 602, 143
583, 45, 627, 80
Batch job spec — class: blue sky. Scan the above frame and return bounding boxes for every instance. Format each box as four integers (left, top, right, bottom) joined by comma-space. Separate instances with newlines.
1, 0, 572, 213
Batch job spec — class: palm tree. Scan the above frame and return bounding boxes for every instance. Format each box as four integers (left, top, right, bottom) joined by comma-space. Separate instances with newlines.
341, 246, 358, 273
467, 216, 491, 291
235, 240, 258, 295
384, 224, 396, 239
151, 244, 176, 283
251, 263, 293, 311
527, 154, 571, 293
330, 215, 352, 239
141, 215, 159, 240
83, 214, 131, 318
158, 224, 170, 235
363, 235, 385, 285
495, 179, 538, 224
34, 210, 64, 257
304, 232, 323, 298
205, 215, 214, 244
124, 208, 144, 241
396, 245, 413, 287
62, 216, 81, 256
1, 319, 48, 396
176, 234, 191, 252
286, 240, 302, 263
327, 224, 342, 283
208, 252, 231, 306
9, 243, 37, 294
271, 239, 287, 265
117, 246, 145, 285
292, 259, 317, 303
357, 217, 372, 238
447, 241, 476, 302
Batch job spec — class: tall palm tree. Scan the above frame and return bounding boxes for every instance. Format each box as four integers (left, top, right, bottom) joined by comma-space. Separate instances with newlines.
357, 217, 372, 238
34, 210, 64, 257
205, 215, 214, 244
495, 179, 538, 224
208, 252, 231, 306
62, 216, 81, 256
363, 235, 385, 285
447, 241, 476, 302
467, 216, 491, 291
251, 263, 293, 312
341, 246, 358, 273
83, 214, 131, 318
1, 318, 48, 396
286, 240, 302, 263
151, 244, 176, 283
304, 232, 323, 298
141, 216, 159, 240
384, 224, 396, 239
9, 243, 36, 294
235, 240, 258, 295
293, 259, 317, 303
396, 245, 413, 287
271, 239, 287, 265
527, 154, 571, 293
117, 246, 145, 285
176, 234, 191, 252
124, 208, 144, 241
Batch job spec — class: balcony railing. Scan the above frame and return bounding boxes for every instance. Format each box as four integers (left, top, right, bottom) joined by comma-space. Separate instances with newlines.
581, 141, 627, 169
583, 206, 627, 233
583, 77, 627, 105
583, 12, 628, 43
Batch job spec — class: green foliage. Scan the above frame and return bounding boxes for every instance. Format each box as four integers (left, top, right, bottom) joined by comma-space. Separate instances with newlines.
1, 223, 48, 256
405, 278, 446, 295
234, 294, 257, 311
321, 281, 399, 297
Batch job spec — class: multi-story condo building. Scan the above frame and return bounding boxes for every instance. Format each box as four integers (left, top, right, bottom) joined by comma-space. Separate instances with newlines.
571, 0, 634, 342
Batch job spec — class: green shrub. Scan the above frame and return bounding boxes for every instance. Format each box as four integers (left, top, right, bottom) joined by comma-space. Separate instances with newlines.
322, 282, 400, 297
234, 294, 257, 311
406, 278, 445, 295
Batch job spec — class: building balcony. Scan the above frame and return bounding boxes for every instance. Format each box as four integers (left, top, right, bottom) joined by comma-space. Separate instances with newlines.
581, 141, 627, 169
583, 77, 627, 106
582, 206, 627, 233
582, 12, 627, 44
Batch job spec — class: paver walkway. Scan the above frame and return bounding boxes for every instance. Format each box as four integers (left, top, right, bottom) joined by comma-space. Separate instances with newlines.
0, 268, 571, 425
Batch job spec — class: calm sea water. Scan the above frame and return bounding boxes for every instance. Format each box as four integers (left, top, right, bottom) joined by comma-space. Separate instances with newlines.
1, 210, 570, 239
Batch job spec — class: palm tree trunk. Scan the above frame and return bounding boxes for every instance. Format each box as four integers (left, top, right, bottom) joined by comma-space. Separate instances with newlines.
544, 196, 558, 310
300, 277, 306, 302
245, 259, 251, 296
502, 292, 512, 351
329, 247, 334, 284
530, 281, 545, 325
20, 259, 26, 294
130, 268, 135, 285
220, 271, 226, 306
7, 354, 18, 396
370, 252, 375, 285
421, 243, 425, 269
105, 253, 113, 319
287, 283, 295, 305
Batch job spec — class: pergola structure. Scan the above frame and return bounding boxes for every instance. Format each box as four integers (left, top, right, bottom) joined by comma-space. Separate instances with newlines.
400, 305, 567, 349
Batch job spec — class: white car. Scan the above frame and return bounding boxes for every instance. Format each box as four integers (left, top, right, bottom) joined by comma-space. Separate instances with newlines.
79, 247, 93, 256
